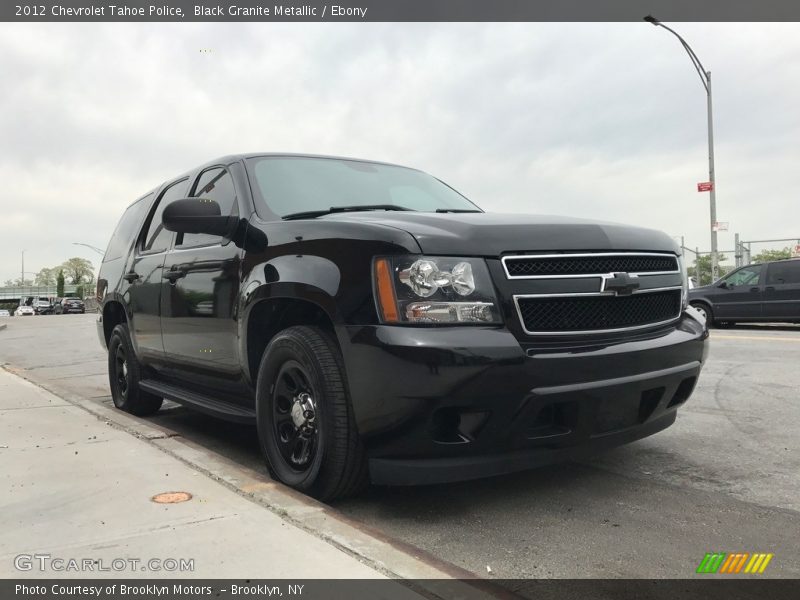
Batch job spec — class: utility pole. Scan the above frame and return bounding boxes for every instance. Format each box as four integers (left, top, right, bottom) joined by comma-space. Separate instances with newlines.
645, 16, 720, 281
21, 250, 25, 285
706, 70, 719, 280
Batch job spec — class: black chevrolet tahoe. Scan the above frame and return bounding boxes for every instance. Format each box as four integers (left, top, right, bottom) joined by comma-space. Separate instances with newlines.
96, 153, 709, 500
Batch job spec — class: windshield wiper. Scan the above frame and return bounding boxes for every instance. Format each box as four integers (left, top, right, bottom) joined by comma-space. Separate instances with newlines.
282, 204, 413, 220
435, 208, 482, 213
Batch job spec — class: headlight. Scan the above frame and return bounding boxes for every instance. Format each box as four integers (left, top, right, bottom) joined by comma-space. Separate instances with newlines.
678, 254, 689, 309
373, 256, 501, 324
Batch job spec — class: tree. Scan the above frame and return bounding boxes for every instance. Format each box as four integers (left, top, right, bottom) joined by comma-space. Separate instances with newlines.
75, 285, 85, 299
60, 257, 95, 285
35, 267, 57, 286
3, 279, 14, 287
752, 246, 793, 264
688, 254, 731, 286
57, 269, 65, 298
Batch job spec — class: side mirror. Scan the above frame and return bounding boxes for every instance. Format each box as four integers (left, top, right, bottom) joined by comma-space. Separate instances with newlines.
717, 281, 729, 289
162, 198, 236, 237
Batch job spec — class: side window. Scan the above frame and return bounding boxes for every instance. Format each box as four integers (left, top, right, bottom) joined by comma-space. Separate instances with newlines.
141, 180, 188, 253
767, 262, 800, 285
177, 167, 238, 248
726, 265, 763, 286
103, 193, 153, 262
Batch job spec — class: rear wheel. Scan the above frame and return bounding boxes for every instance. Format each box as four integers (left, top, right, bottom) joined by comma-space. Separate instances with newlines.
107, 324, 163, 416
256, 326, 367, 501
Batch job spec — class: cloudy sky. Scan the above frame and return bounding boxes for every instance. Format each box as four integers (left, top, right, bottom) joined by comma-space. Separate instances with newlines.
1, 22, 799, 283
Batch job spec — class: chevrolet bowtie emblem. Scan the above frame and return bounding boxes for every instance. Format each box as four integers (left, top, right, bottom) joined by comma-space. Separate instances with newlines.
601, 272, 640, 296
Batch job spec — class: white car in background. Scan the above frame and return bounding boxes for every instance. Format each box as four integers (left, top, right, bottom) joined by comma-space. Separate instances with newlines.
0, 309, 10, 317
15, 305, 35, 316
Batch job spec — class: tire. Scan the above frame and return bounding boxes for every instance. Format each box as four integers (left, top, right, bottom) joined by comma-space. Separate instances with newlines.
256, 326, 367, 501
107, 323, 163, 416
690, 302, 714, 327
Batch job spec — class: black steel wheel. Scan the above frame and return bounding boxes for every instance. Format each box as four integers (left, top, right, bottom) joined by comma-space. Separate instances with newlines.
256, 326, 367, 501
272, 361, 319, 471
107, 323, 163, 416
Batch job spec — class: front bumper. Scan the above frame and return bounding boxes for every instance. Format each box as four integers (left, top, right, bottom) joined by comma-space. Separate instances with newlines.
340, 312, 708, 485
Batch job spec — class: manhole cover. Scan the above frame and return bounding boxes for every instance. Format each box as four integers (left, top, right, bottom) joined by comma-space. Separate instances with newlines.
151, 491, 192, 504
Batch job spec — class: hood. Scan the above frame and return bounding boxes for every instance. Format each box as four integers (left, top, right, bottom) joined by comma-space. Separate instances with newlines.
320, 212, 680, 256
689, 284, 716, 295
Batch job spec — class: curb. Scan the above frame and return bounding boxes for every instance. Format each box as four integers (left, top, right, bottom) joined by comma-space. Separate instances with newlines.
2, 363, 515, 600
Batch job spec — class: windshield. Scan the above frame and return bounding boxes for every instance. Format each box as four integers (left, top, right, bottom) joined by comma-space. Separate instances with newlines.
247, 156, 480, 218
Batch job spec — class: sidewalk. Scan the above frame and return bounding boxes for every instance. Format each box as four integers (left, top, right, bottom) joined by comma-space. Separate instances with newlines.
0, 368, 396, 580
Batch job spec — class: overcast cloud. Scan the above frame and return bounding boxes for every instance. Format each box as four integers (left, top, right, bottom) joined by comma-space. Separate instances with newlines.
1, 22, 799, 282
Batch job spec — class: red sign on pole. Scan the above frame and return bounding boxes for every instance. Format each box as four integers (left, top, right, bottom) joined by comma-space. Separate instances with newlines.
697, 182, 713, 192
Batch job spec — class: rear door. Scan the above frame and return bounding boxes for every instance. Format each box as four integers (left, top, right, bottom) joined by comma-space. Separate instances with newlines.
159, 165, 245, 400
711, 264, 764, 320
125, 180, 187, 361
763, 261, 800, 321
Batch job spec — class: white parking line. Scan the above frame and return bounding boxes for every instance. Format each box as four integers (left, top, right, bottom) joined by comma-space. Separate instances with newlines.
711, 334, 800, 343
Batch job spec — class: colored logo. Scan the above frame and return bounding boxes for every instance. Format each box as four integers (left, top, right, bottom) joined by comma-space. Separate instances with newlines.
696, 552, 774, 574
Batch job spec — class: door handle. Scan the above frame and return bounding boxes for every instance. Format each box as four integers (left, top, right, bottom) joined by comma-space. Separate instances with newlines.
123, 271, 140, 283
163, 268, 186, 282
765, 286, 776, 292
749, 286, 760, 293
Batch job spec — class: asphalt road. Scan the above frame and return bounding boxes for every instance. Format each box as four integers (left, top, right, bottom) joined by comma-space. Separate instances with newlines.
1, 314, 798, 579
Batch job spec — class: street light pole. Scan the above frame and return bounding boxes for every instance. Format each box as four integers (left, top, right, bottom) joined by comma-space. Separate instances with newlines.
706, 70, 719, 281
72, 242, 105, 256
645, 15, 720, 281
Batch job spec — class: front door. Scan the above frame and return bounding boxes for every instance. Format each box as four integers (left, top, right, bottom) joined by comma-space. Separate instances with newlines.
763, 261, 800, 321
710, 264, 764, 320
160, 165, 245, 401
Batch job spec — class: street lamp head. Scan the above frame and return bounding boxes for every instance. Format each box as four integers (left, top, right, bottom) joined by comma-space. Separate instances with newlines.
644, 15, 660, 25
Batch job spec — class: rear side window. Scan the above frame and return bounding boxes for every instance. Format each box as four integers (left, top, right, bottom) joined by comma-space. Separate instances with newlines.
766, 261, 800, 285
177, 167, 238, 248
141, 179, 189, 253
103, 193, 153, 262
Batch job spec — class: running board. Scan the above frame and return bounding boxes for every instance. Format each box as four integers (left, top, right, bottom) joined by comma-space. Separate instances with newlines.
139, 379, 256, 424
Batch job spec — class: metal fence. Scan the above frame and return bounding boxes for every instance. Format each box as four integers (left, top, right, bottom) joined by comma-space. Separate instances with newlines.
0, 284, 83, 302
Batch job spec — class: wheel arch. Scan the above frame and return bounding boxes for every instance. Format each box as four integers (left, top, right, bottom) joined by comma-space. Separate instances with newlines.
243, 293, 339, 387
102, 298, 129, 346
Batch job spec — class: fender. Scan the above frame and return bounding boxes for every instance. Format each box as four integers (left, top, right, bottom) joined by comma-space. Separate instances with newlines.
239, 256, 342, 386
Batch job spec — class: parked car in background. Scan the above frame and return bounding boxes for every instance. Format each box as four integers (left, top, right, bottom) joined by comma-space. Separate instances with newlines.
689, 258, 800, 326
0, 309, 10, 317
33, 297, 55, 315
55, 297, 86, 314
15, 305, 35, 316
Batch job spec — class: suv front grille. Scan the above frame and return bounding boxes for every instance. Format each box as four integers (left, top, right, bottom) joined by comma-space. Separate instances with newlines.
503, 253, 678, 278
515, 289, 682, 334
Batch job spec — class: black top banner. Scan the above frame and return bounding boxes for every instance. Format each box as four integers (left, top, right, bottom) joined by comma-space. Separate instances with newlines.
4, 0, 800, 22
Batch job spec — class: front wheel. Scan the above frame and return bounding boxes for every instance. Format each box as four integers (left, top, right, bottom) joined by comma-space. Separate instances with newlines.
690, 302, 714, 327
256, 326, 367, 501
